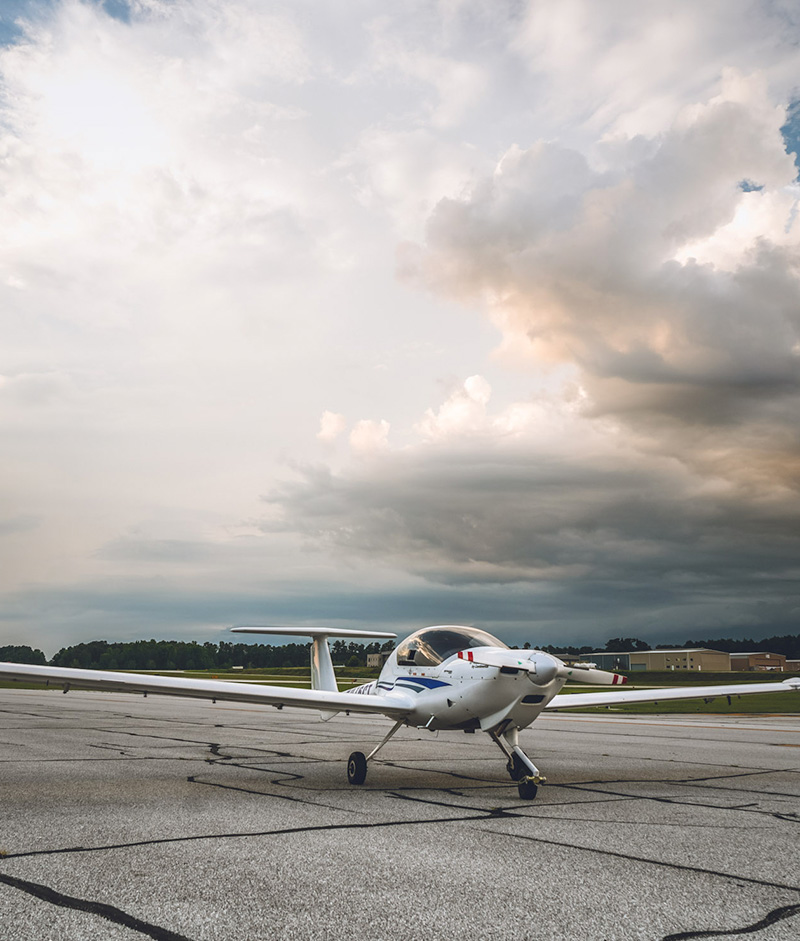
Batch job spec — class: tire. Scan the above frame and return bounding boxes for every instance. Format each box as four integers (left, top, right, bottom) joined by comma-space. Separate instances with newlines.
517, 778, 538, 800
347, 751, 367, 785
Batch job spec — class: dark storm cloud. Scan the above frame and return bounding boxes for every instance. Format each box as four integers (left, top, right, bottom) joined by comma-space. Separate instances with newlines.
264, 439, 800, 613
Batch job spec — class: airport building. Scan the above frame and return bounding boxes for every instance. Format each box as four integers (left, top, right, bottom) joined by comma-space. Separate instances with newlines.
366, 651, 392, 668
589, 648, 731, 672
730, 651, 787, 671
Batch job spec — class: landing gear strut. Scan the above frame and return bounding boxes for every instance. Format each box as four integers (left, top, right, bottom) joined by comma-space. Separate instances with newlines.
346, 719, 405, 786
490, 726, 545, 800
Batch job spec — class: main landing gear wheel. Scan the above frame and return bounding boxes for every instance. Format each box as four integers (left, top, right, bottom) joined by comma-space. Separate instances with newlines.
347, 751, 367, 785
517, 777, 538, 800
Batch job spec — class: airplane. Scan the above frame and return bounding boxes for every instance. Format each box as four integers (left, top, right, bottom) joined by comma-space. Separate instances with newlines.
1, 624, 798, 799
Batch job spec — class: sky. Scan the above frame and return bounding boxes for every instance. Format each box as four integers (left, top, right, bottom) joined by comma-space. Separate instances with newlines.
1, 0, 800, 656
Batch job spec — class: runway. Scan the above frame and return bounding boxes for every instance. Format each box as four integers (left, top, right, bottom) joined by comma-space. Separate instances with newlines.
1, 689, 798, 940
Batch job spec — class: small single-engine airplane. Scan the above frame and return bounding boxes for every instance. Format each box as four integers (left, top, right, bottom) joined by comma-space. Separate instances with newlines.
1, 625, 798, 799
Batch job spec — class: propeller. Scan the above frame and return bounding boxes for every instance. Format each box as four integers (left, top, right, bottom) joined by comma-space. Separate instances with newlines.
456, 649, 627, 685
556, 661, 628, 686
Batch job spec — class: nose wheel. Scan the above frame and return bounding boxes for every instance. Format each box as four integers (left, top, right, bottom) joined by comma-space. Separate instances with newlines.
491, 727, 545, 800
517, 777, 539, 800
507, 753, 526, 780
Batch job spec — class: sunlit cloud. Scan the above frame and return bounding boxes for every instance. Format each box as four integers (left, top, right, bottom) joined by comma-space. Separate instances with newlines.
317, 410, 346, 442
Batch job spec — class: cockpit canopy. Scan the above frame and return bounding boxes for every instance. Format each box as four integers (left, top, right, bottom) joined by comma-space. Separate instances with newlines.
395, 625, 507, 667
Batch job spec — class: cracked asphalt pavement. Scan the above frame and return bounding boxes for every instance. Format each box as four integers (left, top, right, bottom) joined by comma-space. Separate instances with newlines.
1, 689, 798, 940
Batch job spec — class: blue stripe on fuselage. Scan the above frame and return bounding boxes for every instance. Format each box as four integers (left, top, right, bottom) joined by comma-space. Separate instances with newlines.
395, 677, 450, 689
376, 677, 451, 695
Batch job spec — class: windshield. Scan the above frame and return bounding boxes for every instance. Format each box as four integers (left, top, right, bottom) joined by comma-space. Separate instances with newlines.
396, 626, 507, 667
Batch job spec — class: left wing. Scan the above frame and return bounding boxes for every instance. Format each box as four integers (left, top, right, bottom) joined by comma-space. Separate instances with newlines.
0, 662, 414, 718
546, 677, 800, 710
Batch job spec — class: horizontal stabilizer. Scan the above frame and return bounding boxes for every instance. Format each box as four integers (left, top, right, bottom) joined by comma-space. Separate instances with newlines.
230, 626, 397, 639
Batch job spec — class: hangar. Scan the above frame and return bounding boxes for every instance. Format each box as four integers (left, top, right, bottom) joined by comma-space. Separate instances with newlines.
590, 648, 731, 672
730, 651, 787, 671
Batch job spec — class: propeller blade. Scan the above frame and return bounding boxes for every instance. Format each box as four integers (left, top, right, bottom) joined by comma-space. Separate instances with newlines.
456, 649, 559, 682
557, 663, 628, 685
455, 649, 628, 686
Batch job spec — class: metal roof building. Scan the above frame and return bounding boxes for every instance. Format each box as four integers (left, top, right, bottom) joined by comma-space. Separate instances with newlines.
729, 651, 787, 671
590, 648, 731, 672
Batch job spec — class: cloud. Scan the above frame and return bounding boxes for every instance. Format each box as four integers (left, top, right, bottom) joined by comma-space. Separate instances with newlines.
415, 375, 492, 439
264, 369, 800, 645
400, 70, 800, 496
512, 0, 800, 141
349, 418, 390, 454
2, 1, 800, 650
317, 410, 346, 442
340, 128, 489, 238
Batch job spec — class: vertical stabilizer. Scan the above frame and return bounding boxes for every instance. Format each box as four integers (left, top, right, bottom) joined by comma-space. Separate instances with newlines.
228, 626, 398, 719
311, 635, 337, 692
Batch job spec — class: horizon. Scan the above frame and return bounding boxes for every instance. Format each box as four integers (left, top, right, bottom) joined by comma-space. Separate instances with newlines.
7, 628, 800, 664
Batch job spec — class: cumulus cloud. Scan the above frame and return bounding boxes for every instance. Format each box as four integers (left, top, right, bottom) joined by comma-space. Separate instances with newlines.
264, 32, 800, 636
349, 418, 390, 454
265, 373, 800, 641
415, 375, 492, 439
401, 70, 800, 495
317, 410, 347, 442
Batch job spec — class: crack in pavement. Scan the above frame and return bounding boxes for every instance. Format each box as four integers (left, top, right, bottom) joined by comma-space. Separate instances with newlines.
0, 872, 196, 941
471, 827, 800, 895
386, 790, 519, 816
385, 789, 776, 831
186, 773, 319, 805
555, 768, 790, 790
678, 781, 800, 800
553, 781, 800, 825
661, 903, 800, 939
194, 745, 376, 811
186, 768, 354, 813
0, 810, 496, 862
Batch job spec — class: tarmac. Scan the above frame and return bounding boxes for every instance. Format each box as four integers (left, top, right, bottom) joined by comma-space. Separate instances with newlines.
0, 688, 798, 941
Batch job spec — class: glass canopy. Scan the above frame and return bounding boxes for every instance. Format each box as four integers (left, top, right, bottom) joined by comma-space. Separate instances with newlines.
395, 626, 506, 667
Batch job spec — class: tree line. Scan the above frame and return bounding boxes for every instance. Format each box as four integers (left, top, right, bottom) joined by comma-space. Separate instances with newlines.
1, 638, 395, 670
589, 635, 800, 658
2, 631, 798, 669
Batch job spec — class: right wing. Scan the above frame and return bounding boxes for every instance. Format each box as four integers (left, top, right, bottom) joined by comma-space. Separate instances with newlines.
0, 662, 414, 719
546, 677, 800, 710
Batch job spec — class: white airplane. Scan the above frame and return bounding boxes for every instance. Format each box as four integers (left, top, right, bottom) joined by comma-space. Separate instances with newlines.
1, 624, 798, 799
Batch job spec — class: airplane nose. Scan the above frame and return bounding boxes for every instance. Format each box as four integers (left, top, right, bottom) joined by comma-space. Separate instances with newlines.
527, 655, 559, 685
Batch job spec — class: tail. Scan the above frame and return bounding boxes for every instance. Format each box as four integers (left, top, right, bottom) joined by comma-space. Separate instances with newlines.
229, 626, 396, 693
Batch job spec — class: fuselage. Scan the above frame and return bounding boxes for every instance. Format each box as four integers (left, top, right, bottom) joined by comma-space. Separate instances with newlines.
351, 625, 567, 733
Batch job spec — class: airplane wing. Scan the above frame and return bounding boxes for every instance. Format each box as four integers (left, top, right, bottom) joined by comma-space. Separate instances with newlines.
0, 662, 414, 719
545, 677, 800, 710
